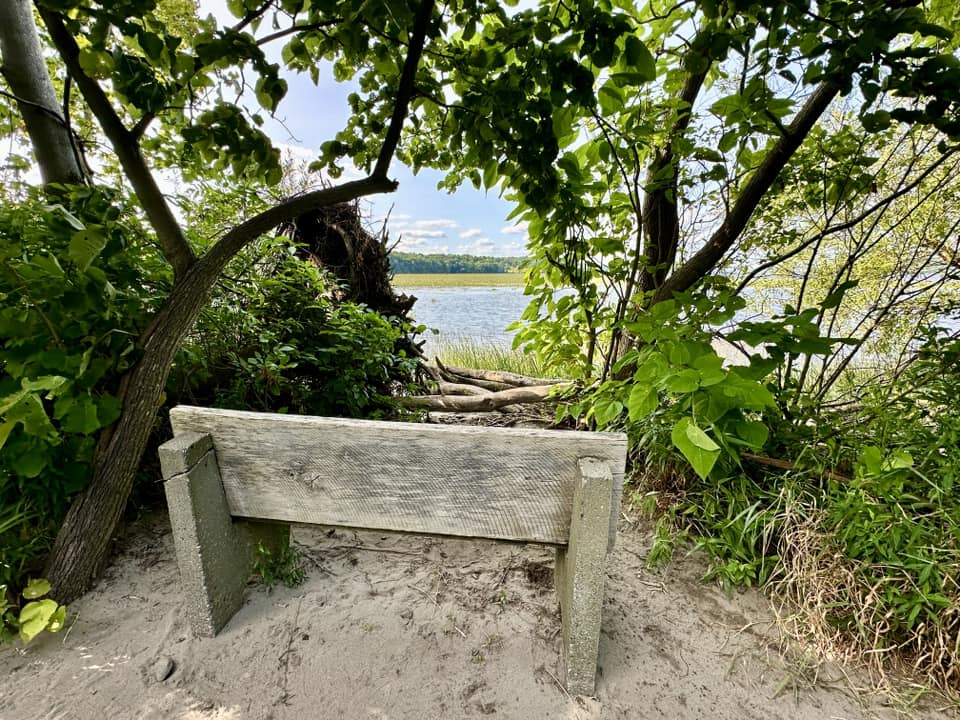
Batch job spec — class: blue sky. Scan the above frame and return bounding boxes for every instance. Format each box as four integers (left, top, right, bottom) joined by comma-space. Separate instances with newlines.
201, 1, 529, 257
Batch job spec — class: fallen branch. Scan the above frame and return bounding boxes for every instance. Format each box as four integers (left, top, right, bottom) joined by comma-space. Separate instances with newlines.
439, 369, 511, 392
436, 381, 490, 396
437, 361, 568, 387
399, 383, 570, 411
741, 452, 849, 482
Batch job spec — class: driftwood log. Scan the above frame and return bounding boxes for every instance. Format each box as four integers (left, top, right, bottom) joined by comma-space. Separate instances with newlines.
400, 383, 570, 411
409, 360, 573, 416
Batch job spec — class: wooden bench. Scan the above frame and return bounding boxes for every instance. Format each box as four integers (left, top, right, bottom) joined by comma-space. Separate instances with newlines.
158, 405, 627, 695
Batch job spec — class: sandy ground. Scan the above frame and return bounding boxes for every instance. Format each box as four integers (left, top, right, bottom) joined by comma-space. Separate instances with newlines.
2, 512, 956, 720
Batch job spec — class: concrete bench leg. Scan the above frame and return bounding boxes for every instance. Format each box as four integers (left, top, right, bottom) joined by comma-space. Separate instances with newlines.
159, 432, 289, 637
555, 457, 614, 696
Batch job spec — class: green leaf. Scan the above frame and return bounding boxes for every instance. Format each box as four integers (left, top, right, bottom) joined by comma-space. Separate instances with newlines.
46, 605, 66, 633
62, 396, 100, 434
665, 369, 700, 393
623, 36, 656, 81
0, 389, 28, 416
77, 48, 113, 77
46, 204, 85, 230
820, 280, 858, 310
18, 599, 58, 644
671, 417, 720, 480
22, 375, 68, 396
598, 83, 624, 113
11, 448, 48, 478
69, 227, 108, 272
137, 30, 165, 60
22, 578, 51, 600
627, 384, 658, 420
882, 449, 913, 471
736, 420, 769, 450
0, 421, 15, 451
858, 445, 884, 477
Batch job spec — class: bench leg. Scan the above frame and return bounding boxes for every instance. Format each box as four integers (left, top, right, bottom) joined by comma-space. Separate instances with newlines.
159, 432, 289, 637
555, 457, 614, 696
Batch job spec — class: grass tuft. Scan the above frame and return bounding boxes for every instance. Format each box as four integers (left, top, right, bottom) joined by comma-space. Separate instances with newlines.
427, 335, 565, 377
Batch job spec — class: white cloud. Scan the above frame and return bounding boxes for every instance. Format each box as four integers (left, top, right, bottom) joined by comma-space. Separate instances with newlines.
414, 218, 458, 228
471, 239, 496, 253
392, 213, 412, 221
458, 228, 483, 239
500, 222, 529, 235
403, 229, 447, 238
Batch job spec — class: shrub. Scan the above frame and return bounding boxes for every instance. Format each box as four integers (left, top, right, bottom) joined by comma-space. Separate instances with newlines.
0, 186, 168, 591
168, 236, 417, 418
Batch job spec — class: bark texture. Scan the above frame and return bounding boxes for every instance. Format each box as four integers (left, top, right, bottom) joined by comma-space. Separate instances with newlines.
40, 0, 436, 602
0, 0, 84, 184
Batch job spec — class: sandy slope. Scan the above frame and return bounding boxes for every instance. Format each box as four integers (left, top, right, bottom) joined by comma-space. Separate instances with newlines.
1, 513, 955, 720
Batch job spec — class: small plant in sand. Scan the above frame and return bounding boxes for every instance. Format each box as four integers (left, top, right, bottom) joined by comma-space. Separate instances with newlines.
253, 542, 306, 591
1, 578, 66, 644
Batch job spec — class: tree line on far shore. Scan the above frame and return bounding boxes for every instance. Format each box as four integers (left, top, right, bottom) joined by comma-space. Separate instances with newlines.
389, 252, 524, 274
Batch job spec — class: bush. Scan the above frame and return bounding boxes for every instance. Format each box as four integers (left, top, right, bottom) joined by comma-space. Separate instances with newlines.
628, 323, 960, 691
0, 186, 168, 590
168, 235, 417, 418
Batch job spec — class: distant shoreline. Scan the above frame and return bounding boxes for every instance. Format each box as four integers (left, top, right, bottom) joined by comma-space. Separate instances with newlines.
393, 272, 524, 288
390, 251, 526, 274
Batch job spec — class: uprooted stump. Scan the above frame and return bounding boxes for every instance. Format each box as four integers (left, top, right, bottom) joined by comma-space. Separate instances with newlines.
280, 201, 416, 322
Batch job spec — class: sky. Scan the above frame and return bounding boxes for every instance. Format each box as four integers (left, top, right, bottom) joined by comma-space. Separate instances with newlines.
200, 1, 530, 257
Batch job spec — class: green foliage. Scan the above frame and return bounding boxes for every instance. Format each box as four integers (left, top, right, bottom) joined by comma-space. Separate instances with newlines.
643, 327, 960, 689
170, 237, 416, 419
389, 252, 524, 274
574, 285, 780, 480
1, 578, 67, 645
253, 541, 305, 591
0, 186, 169, 589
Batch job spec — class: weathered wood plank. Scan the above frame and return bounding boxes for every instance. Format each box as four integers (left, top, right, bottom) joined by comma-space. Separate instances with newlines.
169, 406, 627, 545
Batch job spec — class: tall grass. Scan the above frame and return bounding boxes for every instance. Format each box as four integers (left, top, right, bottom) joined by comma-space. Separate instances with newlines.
428, 335, 570, 378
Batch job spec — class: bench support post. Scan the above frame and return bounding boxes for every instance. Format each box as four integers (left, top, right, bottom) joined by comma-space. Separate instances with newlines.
159, 432, 289, 637
555, 457, 614, 696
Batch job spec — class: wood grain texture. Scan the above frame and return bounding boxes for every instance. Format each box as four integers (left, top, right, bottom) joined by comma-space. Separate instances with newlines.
169, 406, 627, 545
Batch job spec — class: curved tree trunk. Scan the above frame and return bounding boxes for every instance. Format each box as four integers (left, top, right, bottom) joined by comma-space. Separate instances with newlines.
44, 177, 397, 601
0, 0, 84, 185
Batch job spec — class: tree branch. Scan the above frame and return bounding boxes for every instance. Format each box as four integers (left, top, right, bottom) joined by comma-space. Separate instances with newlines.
640, 67, 710, 293
155, 0, 439, 328
0, 0, 84, 185
653, 81, 840, 303
255, 20, 341, 46
733, 147, 959, 296
372, 0, 434, 179
39, 8, 196, 279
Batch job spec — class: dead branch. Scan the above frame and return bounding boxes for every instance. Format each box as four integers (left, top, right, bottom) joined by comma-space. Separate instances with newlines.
741, 452, 849, 482
437, 363, 568, 387
399, 383, 570, 411
439, 370, 511, 392
437, 381, 491, 396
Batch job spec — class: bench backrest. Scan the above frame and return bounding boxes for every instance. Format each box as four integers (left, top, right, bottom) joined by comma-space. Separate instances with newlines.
169, 405, 627, 546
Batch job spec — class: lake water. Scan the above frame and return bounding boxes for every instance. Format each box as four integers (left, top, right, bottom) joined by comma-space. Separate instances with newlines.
394, 284, 529, 353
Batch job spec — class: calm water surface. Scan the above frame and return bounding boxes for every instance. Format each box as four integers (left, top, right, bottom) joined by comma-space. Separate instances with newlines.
395, 284, 529, 352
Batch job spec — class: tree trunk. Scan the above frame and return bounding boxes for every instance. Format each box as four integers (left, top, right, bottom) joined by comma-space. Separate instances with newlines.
43, 268, 214, 599
44, 177, 400, 602
0, 0, 84, 185
38, 0, 433, 601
